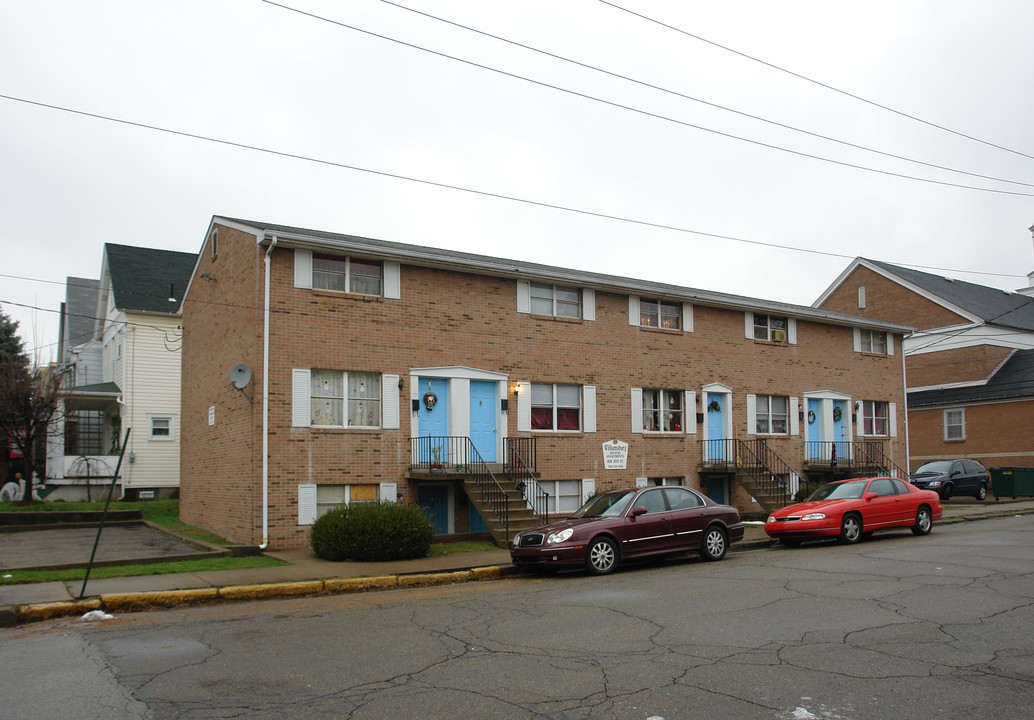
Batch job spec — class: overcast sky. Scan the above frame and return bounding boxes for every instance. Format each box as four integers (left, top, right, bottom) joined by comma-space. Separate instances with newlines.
3, 0, 1033, 362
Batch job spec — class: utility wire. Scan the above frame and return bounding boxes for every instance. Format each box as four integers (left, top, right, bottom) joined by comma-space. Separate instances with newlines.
255, 1, 1032, 197
599, 0, 1034, 162
382, 0, 1034, 189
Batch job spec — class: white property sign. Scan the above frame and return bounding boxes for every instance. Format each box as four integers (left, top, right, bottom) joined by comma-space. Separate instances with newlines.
602, 440, 628, 470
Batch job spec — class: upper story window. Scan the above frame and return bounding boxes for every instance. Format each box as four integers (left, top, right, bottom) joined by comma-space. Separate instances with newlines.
310, 370, 381, 428
860, 329, 887, 354
531, 382, 581, 431
943, 408, 965, 441
754, 395, 789, 435
530, 282, 580, 318
860, 400, 889, 436
640, 300, 681, 330
753, 313, 789, 342
642, 389, 684, 432
313, 254, 382, 296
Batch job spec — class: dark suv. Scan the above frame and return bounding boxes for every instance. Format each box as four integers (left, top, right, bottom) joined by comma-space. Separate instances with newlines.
909, 459, 991, 501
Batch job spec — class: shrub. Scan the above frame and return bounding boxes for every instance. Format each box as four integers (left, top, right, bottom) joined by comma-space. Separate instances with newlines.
794, 483, 822, 502
309, 501, 433, 562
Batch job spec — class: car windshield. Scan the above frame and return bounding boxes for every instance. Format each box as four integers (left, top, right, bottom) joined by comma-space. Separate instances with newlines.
570, 491, 635, 519
807, 480, 868, 501
914, 460, 952, 475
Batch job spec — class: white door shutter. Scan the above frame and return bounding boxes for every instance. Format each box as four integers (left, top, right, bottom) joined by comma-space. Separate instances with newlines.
517, 281, 531, 313
744, 312, 754, 339
889, 402, 898, 437
631, 388, 643, 434
382, 374, 400, 429
790, 397, 800, 436
628, 295, 640, 326
853, 328, 862, 352
516, 382, 531, 431
292, 369, 311, 427
294, 249, 312, 289
583, 385, 597, 433
384, 262, 401, 299
788, 318, 798, 345
298, 484, 317, 525
682, 303, 694, 332
582, 288, 595, 321
635, 477, 648, 488
379, 482, 397, 503
581, 478, 596, 502
684, 391, 696, 434
746, 394, 757, 435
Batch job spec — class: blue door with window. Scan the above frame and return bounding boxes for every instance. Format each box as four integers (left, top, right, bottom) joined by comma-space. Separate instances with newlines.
419, 485, 449, 534
418, 378, 448, 463
469, 381, 496, 462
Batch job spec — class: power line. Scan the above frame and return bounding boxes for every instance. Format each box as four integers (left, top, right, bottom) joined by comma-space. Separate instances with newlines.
255, 1, 1034, 197
599, 0, 1034, 162
381, 0, 1034, 189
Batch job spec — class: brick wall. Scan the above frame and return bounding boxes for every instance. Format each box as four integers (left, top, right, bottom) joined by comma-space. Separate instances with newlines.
819, 265, 967, 330
908, 400, 1034, 470
907, 345, 1014, 387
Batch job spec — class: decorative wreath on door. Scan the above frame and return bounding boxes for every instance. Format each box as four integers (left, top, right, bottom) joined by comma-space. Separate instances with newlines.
707, 400, 721, 412
423, 390, 438, 410
832, 406, 842, 422
807, 410, 816, 424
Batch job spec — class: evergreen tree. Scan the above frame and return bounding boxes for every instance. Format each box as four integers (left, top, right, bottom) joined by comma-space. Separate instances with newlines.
0, 307, 28, 370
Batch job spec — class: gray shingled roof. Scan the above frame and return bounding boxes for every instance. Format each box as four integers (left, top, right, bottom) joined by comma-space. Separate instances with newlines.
909, 349, 1034, 407
868, 259, 1034, 332
106, 244, 197, 313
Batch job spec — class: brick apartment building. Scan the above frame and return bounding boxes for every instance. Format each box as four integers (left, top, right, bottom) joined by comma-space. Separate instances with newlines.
816, 255, 1034, 474
180, 217, 911, 549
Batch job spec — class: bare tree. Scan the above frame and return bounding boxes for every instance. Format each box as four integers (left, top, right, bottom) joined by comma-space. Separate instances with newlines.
0, 359, 60, 505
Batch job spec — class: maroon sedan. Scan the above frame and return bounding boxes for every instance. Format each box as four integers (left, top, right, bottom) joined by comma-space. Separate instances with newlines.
510, 486, 744, 575
765, 476, 943, 546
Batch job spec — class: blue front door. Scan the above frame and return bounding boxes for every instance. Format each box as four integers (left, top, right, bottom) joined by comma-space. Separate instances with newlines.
707, 395, 725, 460
419, 485, 449, 534
706, 475, 727, 504
469, 381, 496, 462
469, 505, 488, 533
418, 378, 449, 463
833, 400, 847, 463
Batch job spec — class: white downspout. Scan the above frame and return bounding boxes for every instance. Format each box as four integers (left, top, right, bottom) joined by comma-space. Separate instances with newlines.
260, 236, 277, 549
901, 333, 910, 476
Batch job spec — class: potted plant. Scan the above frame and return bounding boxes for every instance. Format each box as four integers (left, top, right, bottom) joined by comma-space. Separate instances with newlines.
429, 445, 444, 472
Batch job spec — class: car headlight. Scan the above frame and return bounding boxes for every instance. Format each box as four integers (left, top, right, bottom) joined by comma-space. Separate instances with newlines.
766, 516, 775, 524
927, 481, 942, 488
512, 533, 521, 548
547, 528, 574, 544
801, 512, 826, 521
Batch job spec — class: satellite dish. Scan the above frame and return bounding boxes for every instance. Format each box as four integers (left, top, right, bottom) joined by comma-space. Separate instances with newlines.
231, 364, 252, 390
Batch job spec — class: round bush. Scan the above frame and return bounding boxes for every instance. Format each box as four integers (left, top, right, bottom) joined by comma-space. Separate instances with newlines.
309, 501, 433, 561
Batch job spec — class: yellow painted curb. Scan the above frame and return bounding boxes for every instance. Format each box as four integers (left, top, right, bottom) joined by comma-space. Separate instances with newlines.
218, 580, 324, 600
19, 598, 102, 622
324, 576, 398, 593
470, 566, 503, 580
397, 570, 470, 587
101, 588, 220, 612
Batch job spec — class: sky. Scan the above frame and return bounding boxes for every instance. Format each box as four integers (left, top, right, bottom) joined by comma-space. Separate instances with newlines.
3, 0, 1033, 363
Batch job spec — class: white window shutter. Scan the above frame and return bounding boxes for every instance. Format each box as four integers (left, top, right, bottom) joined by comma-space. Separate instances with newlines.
582, 288, 596, 321
746, 394, 757, 435
628, 295, 640, 326
887, 333, 895, 355
744, 312, 754, 339
858, 285, 866, 309
516, 382, 531, 431
517, 281, 531, 313
382, 374, 400, 429
889, 402, 897, 437
631, 388, 643, 434
294, 249, 312, 289
298, 484, 317, 525
292, 369, 311, 427
853, 328, 862, 352
682, 303, 694, 332
581, 478, 596, 502
583, 385, 597, 433
790, 397, 800, 436
684, 391, 696, 434
379, 482, 397, 503
384, 262, 401, 299
635, 477, 648, 488
788, 318, 798, 345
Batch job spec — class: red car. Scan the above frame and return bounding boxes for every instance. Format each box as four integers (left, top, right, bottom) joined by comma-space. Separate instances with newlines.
511, 486, 744, 575
765, 476, 942, 547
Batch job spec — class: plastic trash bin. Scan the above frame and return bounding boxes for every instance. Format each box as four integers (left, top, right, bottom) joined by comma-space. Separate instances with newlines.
990, 467, 1034, 500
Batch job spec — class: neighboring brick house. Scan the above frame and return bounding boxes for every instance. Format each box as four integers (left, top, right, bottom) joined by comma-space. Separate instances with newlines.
46, 245, 196, 500
815, 256, 1034, 474
180, 217, 911, 549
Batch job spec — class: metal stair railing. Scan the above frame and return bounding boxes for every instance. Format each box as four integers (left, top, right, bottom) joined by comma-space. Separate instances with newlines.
736, 438, 796, 508
505, 436, 537, 472
505, 440, 549, 525
804, 440, 855, 468
855, 440, 907, 479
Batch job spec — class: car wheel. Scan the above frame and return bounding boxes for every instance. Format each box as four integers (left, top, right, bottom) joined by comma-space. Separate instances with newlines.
585, 537, 618, 575
912, 506, 932, 536
699, 526, 728, 561
940, 485, 953, 502
976, 485, 987, 502
837, 513, 862, 545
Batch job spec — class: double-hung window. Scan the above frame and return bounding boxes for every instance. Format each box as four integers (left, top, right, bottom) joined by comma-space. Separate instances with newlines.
312, 254, 382, 296
642, 389, 684, 432
860, 329, 887, 354
530, 282, 580, 318
531, 383, 581, 430
310, 370, 381, 427
148, 414, 174, 441
860, 400, 889, 436
640, 300, 681, 329
943, 408, 965, 441
754, 395, 789, 435
754, 313, 789, 342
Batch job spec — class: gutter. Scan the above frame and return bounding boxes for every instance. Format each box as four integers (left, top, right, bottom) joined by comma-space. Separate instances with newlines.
259, 236, 277, 550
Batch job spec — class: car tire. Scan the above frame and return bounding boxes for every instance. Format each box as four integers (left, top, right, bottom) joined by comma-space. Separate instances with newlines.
940, 485, 953, 502
912, 506, 933, 536
585, 536, 618, 575
837, 513, 862, 545
976, 485, 987, 502
699, 526, 728, 561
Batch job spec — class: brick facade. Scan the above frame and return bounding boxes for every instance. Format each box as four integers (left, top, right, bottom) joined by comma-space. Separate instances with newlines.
820, 265, 968, 329
181, 222, 908, 548
909, 400, 1034, 470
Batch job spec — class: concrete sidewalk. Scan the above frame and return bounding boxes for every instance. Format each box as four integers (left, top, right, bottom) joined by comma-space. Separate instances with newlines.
3, 497, 1033, 625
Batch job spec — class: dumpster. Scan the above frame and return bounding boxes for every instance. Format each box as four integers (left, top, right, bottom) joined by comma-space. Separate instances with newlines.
990, 467, 1034, 500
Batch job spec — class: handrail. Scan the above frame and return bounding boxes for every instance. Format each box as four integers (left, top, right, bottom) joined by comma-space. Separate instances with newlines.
505, 436, 537, 472
855, 440, 907, 479
506, 445, 549, 525
736, 438, 795, 508
804, 440, 854, 467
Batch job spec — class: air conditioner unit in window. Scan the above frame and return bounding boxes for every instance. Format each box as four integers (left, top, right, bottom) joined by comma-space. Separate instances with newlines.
771, 329, 787, 343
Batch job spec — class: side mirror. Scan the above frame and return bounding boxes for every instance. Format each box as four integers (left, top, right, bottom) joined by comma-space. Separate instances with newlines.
631, 506, 648, 517
864, 492, 878, 501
